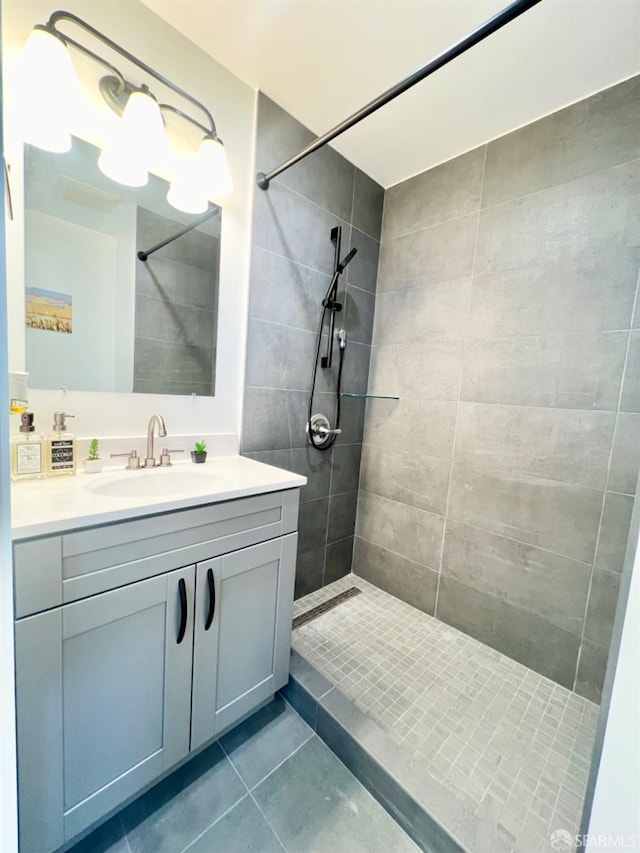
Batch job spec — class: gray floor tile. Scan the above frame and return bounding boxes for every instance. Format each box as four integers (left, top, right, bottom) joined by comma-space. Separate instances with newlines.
121, 742, 246, 853
253, 736, 419, 853
220, 695, 313, 789
185, 795, 284, 853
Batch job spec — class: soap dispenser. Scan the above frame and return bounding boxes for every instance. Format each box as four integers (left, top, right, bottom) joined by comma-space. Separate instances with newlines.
46, 411, 77, 476
10, 412, 45, 481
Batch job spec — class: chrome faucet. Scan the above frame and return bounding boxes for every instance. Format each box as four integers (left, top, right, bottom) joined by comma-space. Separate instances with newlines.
144, 414, 167, 468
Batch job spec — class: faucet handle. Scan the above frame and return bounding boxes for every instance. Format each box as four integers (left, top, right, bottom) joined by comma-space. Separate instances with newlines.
110, 449, 141, 470
160, 448, 184, 467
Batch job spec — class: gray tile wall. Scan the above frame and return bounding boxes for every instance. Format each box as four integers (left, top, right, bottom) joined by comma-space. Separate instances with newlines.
242, 94, 384, 598
354, 75, 640, 702
134, 208, 219, 395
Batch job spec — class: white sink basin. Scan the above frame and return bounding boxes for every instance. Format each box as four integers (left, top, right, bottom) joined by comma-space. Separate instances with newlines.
86, 468, 216, 499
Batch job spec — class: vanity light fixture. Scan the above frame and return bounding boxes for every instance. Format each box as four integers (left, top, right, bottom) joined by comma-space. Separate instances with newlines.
19, 11, 233, 205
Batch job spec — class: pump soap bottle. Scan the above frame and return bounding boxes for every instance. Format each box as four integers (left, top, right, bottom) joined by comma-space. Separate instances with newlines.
46, 412, 77, 476
10, 412, 45, 481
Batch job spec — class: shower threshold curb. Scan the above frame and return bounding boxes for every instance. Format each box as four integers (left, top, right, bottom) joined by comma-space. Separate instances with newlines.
281, 649, 514, 853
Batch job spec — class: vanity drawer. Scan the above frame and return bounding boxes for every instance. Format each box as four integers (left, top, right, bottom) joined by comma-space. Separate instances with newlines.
14, 489, 300, 618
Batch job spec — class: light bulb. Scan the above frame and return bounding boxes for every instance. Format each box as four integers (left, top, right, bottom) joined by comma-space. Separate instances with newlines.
98, 88, 170, 188
197, 136, 233, 199
19, 27, 81, 152
167, 156, 209, 214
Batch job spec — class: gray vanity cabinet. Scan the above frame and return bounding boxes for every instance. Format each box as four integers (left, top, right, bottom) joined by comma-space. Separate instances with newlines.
15, 565, 195, 853
191, 535, 297, 749
13, 489, 300, 853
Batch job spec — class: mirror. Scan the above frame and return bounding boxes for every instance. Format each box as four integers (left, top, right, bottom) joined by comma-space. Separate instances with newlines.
24, 136, 221, 396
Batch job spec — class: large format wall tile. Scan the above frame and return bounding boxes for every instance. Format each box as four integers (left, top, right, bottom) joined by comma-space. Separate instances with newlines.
595, 491, 635, 574
442, 520, 591, 635
352, 169, 384, 241
583, 568, 622, 649
249, 246, 331, 332
447, 465, 603, 563
383, 146, 486, 241
353, 536, 438, 614
466, 249, 640, 339
475, 160, 640, 276
575, 639, 609, 703
482, 76, 640, 207
372, 278, 471, 345
253, 180, 350, 274
454, 403, 615, 489
360, 444, 450, 516
346, 227, 381, 294
369, 340, 464, 401
461, 332, 627, 411
245, 319, 315, 391
356, 491, 444, 570
243, 388, 309, 452
436, 577, 581, 688
620, 330, 640, 412
363, 398, 457, 459
377, 213, 478, 292
608, 413, 640, 495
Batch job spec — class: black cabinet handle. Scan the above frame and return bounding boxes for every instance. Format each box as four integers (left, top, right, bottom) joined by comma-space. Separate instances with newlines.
177, 578, 187, 644
205, 567, 216, 631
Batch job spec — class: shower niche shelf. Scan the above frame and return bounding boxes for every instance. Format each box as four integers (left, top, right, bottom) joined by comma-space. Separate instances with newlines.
341, 393, 400, 400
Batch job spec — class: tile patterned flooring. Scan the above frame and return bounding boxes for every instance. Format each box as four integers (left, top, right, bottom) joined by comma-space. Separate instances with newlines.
69, 695, 418, 853
293, 575, 599, 853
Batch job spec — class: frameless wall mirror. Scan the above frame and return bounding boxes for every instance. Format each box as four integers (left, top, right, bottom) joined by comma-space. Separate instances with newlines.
24, 136, 221, 396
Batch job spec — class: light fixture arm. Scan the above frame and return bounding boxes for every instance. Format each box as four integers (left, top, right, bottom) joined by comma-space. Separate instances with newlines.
44, 10, 218, 137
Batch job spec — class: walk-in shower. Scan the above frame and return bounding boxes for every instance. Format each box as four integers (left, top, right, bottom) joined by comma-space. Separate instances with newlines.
306, 226, 357, 451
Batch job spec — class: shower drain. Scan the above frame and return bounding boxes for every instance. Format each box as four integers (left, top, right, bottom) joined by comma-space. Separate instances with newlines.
292, 587, 361, 629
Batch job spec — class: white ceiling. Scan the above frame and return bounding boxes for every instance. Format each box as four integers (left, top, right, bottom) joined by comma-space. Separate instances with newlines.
141, 0, 640, 188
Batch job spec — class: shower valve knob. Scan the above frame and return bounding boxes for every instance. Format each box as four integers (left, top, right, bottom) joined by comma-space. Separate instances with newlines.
306, 414, 341, 448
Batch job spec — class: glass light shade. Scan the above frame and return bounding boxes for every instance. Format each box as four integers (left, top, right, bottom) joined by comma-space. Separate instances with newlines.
167, 157, 208, 214
19, 28, 81, 153
197, 136, 233, 198
98, 88, 169, 188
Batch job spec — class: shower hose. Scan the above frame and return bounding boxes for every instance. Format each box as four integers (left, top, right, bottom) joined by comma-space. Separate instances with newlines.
307, 301, 345, 452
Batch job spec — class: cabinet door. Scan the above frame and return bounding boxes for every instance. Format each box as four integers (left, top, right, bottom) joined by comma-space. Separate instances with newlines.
15, 565, 195, 853
191, 533, 297, 748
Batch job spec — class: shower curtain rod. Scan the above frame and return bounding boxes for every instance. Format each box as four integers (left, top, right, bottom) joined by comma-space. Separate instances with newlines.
256, 0, 542, 190
136, 206, 220, 262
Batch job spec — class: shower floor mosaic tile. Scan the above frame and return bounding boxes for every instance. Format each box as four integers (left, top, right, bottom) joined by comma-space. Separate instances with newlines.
292, 575, 599, 853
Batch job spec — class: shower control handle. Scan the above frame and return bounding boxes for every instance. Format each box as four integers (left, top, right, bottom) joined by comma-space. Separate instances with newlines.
306, 413, 341, 449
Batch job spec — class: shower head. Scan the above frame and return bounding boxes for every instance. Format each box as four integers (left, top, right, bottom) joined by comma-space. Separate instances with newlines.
337, 247, 357, 273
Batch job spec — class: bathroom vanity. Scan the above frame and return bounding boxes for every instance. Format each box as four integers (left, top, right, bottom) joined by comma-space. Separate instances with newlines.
11, 457, 305, 853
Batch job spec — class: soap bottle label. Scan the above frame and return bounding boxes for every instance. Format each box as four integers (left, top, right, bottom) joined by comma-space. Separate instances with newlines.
50, 439, 74, 470
16, 442, 43, 475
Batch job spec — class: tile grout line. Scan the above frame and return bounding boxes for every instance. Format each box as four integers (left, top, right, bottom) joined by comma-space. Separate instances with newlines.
178, 795, 250, 853
247, 790, 290, 853
216, 740, 291, 853
573, 263, 640, 692
117, 814, 133, 853
248, 733, 315, 792
437, 147, 480, 617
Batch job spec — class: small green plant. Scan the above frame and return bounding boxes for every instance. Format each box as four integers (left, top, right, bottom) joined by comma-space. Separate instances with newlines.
194, 440, 207, 454
88, 438, 100, 460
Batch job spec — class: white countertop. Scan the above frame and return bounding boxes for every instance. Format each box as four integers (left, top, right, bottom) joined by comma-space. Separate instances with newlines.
11, 456, 307, 539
